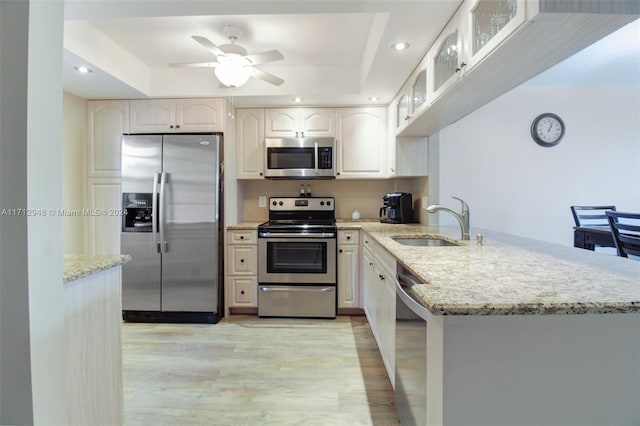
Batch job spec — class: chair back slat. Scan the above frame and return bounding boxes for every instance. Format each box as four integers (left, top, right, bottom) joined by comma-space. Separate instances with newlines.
570, 205, 616, 227
606, 211, 640, 259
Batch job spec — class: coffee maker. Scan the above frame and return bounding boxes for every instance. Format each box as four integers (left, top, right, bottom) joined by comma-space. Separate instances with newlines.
379, 192, 414, 224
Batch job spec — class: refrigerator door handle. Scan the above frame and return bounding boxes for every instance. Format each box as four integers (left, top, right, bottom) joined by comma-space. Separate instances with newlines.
152, 173, 161, 253
159, 172, 168, 253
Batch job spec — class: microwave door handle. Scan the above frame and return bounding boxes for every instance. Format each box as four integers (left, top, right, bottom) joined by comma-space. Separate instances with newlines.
314, 142, 319, 175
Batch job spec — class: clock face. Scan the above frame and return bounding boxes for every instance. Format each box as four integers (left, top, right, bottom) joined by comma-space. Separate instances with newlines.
531, 113, 565, 147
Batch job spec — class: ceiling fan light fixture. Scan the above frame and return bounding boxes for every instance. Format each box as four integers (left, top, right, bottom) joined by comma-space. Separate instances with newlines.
214, 54, 252, 87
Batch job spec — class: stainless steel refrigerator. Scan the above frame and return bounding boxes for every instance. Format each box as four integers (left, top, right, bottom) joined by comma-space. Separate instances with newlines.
120, 134, 223, 323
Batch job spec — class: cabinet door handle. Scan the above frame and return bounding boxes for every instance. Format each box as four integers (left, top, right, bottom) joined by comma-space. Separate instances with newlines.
295, 131, 299, 138
346, 235, 351, 240
339, 249, 343, 253
176, 124, 180, 129
240, 259, 245, 263
300, 131, 304, 137
240, 290, 245, 295
169, 125, 174, 129
240, 235, 244, 240
455, 62, 467, 73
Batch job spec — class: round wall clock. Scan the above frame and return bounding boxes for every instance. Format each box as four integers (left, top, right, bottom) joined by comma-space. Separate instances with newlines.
530, 113, 565, 147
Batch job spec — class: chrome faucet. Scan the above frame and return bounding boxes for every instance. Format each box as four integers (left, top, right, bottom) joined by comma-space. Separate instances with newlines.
426, 196, 470, 240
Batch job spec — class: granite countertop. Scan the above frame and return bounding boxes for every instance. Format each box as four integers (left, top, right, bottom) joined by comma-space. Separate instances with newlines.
64, 254, 131, 283
227, 222, 264, 230
358, 223, 640, 316
224, 219, 639, 315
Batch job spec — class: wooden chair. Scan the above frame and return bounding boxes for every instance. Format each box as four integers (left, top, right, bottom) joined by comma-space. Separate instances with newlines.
606, 211, 640, 258
570, 205, 616, 227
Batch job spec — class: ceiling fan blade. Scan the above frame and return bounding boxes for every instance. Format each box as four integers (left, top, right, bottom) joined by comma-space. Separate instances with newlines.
244, 49, 284, 65
250, 68, 284, 86
191, 35, 226, 58
169, 61, 219, 68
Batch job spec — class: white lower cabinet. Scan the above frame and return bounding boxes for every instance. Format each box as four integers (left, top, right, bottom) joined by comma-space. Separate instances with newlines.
337, 230, 361, 310
362, 233, 396, 387
226, 230, 258, 309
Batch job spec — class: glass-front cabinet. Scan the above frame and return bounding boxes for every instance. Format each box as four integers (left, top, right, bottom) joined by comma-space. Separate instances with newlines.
428, 10, 466, 102
465, 0, 526, 70
396, 93, 410, 129
411, 69, 427, 114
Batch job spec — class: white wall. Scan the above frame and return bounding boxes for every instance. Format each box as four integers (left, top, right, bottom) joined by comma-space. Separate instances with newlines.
437, 85, 640, 246
0, 1, 67, 423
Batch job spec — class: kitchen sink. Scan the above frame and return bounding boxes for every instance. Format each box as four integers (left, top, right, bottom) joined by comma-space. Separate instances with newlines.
391, 236, 460, 247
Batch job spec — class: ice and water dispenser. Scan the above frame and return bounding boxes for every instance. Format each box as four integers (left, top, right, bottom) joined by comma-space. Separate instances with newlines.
122, 193, 154, 232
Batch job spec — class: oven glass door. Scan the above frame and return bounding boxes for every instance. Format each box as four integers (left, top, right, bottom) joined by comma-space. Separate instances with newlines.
258, 237, 336, 284
267, 147, 315, 170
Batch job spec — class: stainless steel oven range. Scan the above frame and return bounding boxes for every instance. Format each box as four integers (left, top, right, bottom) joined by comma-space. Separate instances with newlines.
258, 197, 337, 318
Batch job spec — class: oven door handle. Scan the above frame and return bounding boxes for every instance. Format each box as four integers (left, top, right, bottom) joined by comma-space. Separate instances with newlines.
260, 286, 335, 293
258, 232, 336, 238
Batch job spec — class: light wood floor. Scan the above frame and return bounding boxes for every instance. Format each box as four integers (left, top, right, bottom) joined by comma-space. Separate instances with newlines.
122, 315, 401, 425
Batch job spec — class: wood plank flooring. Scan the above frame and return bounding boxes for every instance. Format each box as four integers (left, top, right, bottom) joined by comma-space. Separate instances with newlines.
122, 315, 401, 425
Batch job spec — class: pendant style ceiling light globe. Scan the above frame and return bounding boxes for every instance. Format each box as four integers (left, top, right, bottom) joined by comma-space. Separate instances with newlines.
214, 53, 253, 88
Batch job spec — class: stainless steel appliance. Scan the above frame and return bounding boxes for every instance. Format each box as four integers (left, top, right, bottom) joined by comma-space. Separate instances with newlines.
258, 197, 337, 318
264, 137, 336, 179
380, 192, 414, 223
121, 134, 223, 323
395, 264, 428, 426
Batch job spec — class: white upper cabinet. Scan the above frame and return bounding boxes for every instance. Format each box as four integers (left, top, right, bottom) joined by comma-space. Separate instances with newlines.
429, 9, 467, 102
236, 109, 265, 179
336, 107, 387, 179
395, 55, 430, 135
398, 0, 637, 137
396, 93, 410, 131
411, 68, 428, 115
130, 98, 224, 133
87, 100, 130, 177
265, 108, 336, 138
465, 0, 526, 71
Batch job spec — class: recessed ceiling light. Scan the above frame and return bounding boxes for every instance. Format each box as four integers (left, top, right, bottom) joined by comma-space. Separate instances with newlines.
369, 97, 380, 102
74, 65, 93, 74
292, 97, 303, 103
391, 42, 410, 51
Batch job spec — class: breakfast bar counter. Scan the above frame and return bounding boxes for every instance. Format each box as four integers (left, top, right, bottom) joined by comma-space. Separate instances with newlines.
353, 223, 639, 315
339, 221, 640, 426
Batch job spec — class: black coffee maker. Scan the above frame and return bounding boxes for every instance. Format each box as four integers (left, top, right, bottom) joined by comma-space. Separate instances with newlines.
379, 192, 413, 223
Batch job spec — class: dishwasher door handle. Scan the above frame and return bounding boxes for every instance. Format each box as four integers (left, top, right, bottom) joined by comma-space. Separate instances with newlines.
396, 277, 429, 320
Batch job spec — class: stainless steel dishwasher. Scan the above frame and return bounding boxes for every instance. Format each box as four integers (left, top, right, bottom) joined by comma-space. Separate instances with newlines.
395, 264, 428, 426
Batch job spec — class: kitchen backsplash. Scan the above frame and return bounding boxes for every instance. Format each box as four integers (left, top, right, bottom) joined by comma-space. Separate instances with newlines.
240, 177, 428, 223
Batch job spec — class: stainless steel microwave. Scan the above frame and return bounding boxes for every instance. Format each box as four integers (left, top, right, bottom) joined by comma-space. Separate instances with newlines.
264, 137, 336, 179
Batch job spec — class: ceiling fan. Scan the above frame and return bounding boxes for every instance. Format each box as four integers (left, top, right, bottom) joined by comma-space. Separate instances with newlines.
169, 24, 284, 88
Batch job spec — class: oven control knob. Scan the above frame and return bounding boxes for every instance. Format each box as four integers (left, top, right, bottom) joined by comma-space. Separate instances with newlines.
320, 201, 325, 206
272, 201, 277, 206
279, 201, 284, 206
326, 201, 331, 206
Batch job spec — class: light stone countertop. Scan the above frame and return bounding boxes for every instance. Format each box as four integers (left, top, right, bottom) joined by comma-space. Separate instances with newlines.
227, 222, 264, 230
224, 220, 640, 315
355, 222, 640, 315
64, 254, 131, 283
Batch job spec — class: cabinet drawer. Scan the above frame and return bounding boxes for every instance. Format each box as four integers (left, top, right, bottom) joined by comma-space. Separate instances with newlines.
229, 277, 257, 306
228, 246, 258, 275
338, 230, 360, 245
362, 232, 395, 274
228, 230, 257, 245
